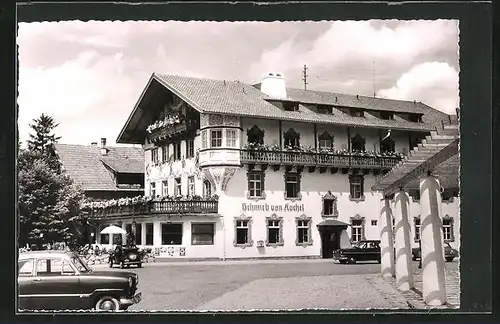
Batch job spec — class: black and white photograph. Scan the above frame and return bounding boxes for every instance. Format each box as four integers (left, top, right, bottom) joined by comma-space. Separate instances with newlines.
17, 18, 461, 312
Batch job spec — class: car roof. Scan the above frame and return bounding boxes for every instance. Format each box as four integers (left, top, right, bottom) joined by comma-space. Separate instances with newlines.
18, 250, 75, 260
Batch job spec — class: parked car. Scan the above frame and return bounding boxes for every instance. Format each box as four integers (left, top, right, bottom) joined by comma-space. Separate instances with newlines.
109, 245, 143, 268
333, 240, 381, 264
18, 250, 141, 311
412, 242, 458, 262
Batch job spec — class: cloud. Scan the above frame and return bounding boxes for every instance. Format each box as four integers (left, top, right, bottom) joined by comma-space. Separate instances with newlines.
377, 62, 459, 114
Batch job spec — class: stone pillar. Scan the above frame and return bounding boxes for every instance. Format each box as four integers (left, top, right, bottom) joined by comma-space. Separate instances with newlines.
96, 225, 101, 245
121, 222, 127, 244
141, 222, 147, 247
394, 189, 414, 291
420, 175, 447, 306
379, 197, 395, 277
153, 221, 162, 247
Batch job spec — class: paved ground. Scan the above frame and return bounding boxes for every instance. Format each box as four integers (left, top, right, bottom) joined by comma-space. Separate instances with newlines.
94, 259, 410, 311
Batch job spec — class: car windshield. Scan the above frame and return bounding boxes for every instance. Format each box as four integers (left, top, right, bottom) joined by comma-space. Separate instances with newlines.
353, 242, 366, 248
70, 254, 92, 273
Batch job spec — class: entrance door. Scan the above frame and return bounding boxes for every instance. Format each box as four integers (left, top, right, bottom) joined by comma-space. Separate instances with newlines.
320, 227, 340, 258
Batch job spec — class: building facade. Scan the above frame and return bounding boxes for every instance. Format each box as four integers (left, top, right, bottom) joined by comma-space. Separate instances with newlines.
88, 72, 460, 260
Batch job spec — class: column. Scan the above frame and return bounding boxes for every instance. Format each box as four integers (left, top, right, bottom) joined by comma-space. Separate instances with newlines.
379, 197, 395, 277
153, 221, 162, 246
121, 222, 127, 244
420, 175, 447, 306
394, 189, 414, 291
141, 222, 147, 247
96, 225, 101, 244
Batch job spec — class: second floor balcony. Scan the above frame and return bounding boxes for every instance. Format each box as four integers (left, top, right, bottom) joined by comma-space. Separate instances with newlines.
146, 115, 199, 143
84, 195, 219, 220
239, 144, 403, 170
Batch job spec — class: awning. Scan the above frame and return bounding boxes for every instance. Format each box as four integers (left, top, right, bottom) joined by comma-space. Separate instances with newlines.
317, 219, 350, 227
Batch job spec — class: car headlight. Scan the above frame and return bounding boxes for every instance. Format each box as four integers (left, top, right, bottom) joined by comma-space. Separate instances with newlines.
128, 277, 133, 287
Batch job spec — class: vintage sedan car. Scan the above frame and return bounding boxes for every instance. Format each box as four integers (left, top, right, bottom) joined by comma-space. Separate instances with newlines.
18, 250, 141, 311
412, 242, 459, 262
333, 240, 381, 264
109, 245, 142, 268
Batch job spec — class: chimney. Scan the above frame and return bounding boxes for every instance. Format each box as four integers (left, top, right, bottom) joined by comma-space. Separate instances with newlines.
259, 72, 287, 99
100, 138, 108, 155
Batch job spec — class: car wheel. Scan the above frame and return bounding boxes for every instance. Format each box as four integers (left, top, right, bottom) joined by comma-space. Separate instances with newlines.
108, 260, 113, 268
445, 257, 454, 262
120, 261, 125, 269
95, 296, 120, 311
376, 258, 381, 264
412, 256, 417, 261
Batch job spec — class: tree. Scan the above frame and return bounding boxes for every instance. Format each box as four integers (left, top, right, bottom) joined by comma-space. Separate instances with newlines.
18, 114, 85, 248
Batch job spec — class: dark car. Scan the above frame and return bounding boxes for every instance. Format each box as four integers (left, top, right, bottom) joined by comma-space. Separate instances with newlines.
412, 242, 458, 262
109, 245, 142, 268
18, 250, 141, 311
333, 240, 381, 264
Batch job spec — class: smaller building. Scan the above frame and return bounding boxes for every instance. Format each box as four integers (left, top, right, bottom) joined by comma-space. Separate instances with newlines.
54, 138, 145, 244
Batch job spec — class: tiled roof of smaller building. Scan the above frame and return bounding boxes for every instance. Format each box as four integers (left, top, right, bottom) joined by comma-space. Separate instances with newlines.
54, 144, 144, 191
153, 73, 448, 132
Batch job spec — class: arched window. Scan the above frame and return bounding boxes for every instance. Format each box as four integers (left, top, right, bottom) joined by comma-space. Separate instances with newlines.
380, 137, 395, 153
247, 125, 264, 145
284, 128, 300, 148
318, 131, 334, 150
351, 134, 365, 152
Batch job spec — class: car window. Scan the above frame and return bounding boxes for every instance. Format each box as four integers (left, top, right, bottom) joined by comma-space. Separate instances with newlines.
36, 258, 71, 276
18, 259, 34, 277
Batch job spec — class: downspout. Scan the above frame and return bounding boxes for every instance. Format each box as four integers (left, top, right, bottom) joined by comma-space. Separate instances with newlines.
221, 216, 226, 261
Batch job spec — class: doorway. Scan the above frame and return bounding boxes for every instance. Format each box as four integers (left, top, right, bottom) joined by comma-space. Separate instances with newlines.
319, 226, 343, 258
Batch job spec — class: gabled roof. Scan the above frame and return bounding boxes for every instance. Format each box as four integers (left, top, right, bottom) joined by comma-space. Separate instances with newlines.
54, 144, 144, 191
117, 73, 453, 144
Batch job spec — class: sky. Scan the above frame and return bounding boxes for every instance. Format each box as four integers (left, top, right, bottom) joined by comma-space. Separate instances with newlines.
17, 20, 459, 146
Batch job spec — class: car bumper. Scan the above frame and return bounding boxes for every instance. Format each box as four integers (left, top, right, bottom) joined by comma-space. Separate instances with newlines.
332, 255, 348, 261
124, 260, 142, 264
120, 291, 142, 306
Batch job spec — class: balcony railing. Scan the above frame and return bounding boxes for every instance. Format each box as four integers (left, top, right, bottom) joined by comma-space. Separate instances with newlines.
148, 119, 198, 142
88, 200, 219, 219
240, 150, 401, 169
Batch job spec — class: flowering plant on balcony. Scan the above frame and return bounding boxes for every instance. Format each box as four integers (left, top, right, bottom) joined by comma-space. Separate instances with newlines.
81, 194, 219, 210
146, 113, 183, 134
242, 142, 267, 150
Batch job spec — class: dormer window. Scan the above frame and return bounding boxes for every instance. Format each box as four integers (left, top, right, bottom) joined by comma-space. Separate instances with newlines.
409, 114, 423, 123
351, 134, 366, 152
318, 131, 334, 150
247, 125, 264, 145
350, 109, 364, 117
283, 102, 299, 112
380, 111, 394, 120
284, 128, 300, 148
317, 105, 332, 114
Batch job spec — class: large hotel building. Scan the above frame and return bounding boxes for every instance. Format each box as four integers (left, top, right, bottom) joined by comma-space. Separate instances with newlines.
86, 72, 459, 260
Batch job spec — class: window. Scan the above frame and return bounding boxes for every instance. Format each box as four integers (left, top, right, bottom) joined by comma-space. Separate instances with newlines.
126, 224, 132, 238
349, 175, 364, 200
380, 111, 394, 120
235, 219, 251, 246
414, 217, 421, 241
173, 142, 182, 160
18, 259, 34, 277
409, 114, 423, 123
162, 180, 168, 197
161, 146, 168, 163
285, 172, 301, 199
145, 223, 154, 245
380, 136, 396, 153
283, 102, 299, 111
161, 223, 183, 245
100, 233, 109, 244
211, 129, 223, 148
135, 222, 142, 245
186, 139, 195, 158
150, 182, 156, 198
317, 105, 332, 114
201, 130, 208, 149
247, 125, 264, 144
350, 108, 364, 117
266, 218, 283, 245
322, 192, 338, 217
318, 131, 333, 150
203, 180, 212, 198
247, 171, 264, 198
351, 219, 364, 243
283, 128, 300, 148
151, 148, 159, 164
442, 216, 454, 242
188, 176, 195, 196
175, 178, 182, 196
226, 129, 237, 147
296, 219, 311, 244
371, 220, 378, 226
35, 258, 73, 276
191, 223, 215, 245
351, 134, 366, 152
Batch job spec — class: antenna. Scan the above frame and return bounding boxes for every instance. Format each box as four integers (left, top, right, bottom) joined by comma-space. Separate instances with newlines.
372, 60, 376, 98
302, 64, 308, 90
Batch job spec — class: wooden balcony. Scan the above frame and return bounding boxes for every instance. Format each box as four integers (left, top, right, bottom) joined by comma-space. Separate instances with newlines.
239, 150, 401, 170
148, 119, 198, 143
88, 200, 219, 220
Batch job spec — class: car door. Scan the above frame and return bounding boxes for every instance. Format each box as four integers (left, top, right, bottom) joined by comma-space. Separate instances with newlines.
17, 258, 35, 311
366, 242, 380, 261
31, 257, 81, 310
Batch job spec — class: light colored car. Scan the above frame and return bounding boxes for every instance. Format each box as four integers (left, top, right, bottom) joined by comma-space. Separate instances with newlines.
18, 250, 141, 311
